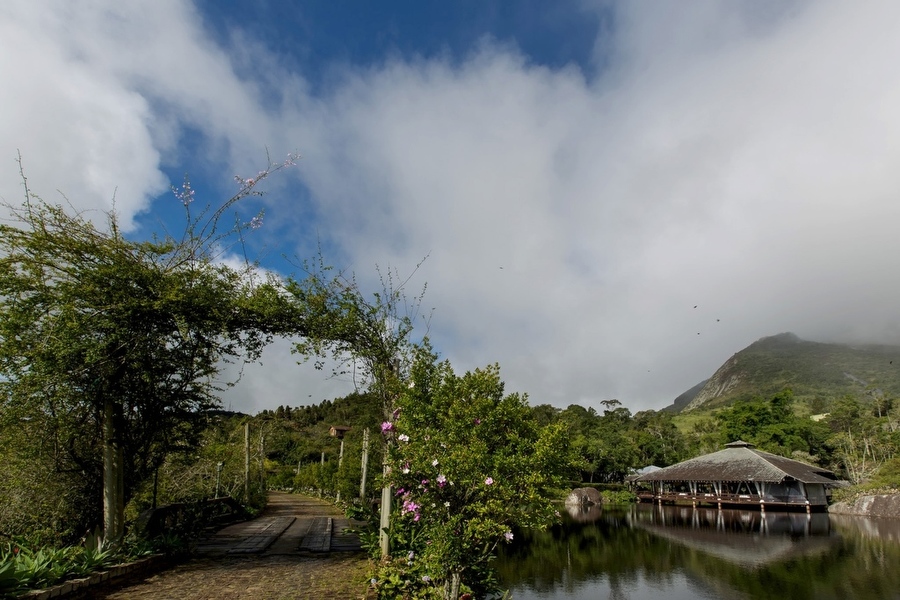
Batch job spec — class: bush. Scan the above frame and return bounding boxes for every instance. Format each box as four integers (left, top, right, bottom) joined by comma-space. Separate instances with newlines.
373, 346, 575, 599
600, 489, 637, 504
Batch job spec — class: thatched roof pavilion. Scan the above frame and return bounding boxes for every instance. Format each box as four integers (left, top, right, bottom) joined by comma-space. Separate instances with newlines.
633, 441, 840, 512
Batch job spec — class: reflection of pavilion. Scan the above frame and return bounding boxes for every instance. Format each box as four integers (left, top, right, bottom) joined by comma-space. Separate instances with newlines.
629, 504, 837, 568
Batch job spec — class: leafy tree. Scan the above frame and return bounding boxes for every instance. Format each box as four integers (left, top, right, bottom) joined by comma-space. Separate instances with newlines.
715, 390, 830, 461
826, 395, 895, 483
685, 417, 722, 456
530, 403, 560, 427
631, 410, 687, 468
0, 160, 299, 543
375, 344, 574, 599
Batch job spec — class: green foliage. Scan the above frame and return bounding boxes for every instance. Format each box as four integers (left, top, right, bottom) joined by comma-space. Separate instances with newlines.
868, 457, 900, 489
545, 401, 689, 483
599, 489, 637, 504
0, 162, 302, 542
678, 387, 900, 486
0, 533, 130, 597
373, 345, 576, 598
714, 390, 831, 460
825, 395, 899, 484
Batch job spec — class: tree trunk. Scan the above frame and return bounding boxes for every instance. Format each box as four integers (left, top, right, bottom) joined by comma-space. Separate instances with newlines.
103, 398, 124, 545
444, 571, 461, 600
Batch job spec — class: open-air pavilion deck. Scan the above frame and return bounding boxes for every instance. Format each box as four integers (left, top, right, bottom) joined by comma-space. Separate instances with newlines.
632, 441, 841, 513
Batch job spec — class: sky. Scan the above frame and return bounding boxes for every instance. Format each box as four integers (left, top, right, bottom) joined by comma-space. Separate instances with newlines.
3, 1, 900, 414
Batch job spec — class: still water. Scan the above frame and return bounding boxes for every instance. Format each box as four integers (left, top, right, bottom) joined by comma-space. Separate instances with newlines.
496, 503, 900, 600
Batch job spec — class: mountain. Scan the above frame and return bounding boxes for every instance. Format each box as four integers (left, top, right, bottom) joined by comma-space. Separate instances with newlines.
668, 332, 900, 413
662, 379, 708, 413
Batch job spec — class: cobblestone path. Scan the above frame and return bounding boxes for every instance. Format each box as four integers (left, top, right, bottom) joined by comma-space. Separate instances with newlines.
81, 492, 371, 600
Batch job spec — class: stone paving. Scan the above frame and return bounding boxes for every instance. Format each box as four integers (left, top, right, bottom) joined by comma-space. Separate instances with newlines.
78, 492, 370, 600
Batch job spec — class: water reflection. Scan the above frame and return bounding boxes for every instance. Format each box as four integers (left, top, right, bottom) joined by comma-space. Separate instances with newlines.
497, 504, 900, 600
630, 506, 835, 568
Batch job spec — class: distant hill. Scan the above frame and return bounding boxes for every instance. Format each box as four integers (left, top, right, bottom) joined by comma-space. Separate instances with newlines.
666, 332, 900, 413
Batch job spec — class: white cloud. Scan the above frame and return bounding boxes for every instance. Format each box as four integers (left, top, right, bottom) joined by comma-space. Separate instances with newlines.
0, 0, 277, 227
5, 0, 900, 413
287, 1, 900, 408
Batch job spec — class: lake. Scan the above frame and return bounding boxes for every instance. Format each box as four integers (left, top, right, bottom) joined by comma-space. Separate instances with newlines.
496, 503, 900, 600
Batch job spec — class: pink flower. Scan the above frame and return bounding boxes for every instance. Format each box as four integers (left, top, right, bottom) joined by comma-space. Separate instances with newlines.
436, 474, 447, 487
402, 499, 420, 514
504, 531, 514, 542
485, 477, 494, 486
381, 422, 394, 433
474, 418, 481, 425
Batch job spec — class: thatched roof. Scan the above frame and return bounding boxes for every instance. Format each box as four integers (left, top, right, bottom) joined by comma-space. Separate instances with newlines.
634, 441, 838, 485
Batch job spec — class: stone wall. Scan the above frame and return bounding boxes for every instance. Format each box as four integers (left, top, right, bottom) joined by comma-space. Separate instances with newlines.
828, 494, 900, 519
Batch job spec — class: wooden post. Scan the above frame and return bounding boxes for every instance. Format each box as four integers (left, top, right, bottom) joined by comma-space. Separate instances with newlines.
380, 462, 392, 557
336, 438, 345, 502
244, 422, 250, 504
359, 428, 370, 500
259, 432, 265, 494
319, 451, 325, 497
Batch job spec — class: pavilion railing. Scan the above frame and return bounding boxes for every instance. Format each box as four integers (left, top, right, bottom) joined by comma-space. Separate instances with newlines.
648, 491, 812, 507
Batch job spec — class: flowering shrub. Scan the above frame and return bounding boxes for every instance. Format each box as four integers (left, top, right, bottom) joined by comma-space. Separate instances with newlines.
372, 346, 572, 599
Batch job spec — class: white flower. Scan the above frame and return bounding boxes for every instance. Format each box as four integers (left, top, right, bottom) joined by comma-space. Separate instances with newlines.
432, 459, 439, 467
398, 434, 410, 442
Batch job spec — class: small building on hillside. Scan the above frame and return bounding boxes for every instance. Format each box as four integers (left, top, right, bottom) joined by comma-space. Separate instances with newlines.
632, 441, 841, 512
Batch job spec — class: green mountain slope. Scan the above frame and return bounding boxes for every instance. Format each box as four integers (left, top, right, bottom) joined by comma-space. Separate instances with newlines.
674, 332, 900, 412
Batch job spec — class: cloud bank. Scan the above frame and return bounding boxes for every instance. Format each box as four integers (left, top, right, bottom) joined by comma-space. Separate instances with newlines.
3, 1, 900, 413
